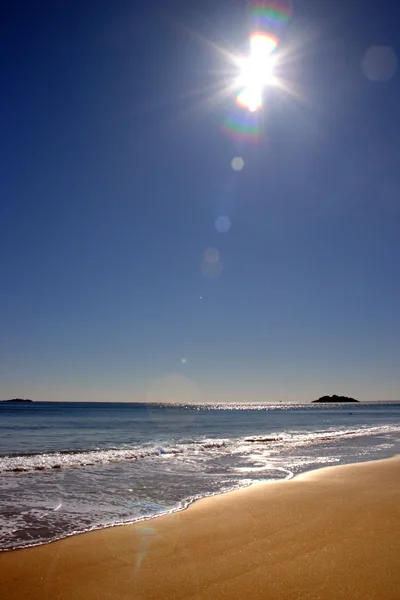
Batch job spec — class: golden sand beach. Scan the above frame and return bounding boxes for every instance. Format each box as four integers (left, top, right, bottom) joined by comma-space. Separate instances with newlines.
1, 456, 399, 599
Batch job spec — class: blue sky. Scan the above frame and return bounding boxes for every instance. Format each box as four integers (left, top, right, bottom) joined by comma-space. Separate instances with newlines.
1, 0, 400, 402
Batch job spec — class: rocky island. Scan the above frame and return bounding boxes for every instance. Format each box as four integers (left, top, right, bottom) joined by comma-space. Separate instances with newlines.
0, 398, 33, 403
312, 395, 359, 403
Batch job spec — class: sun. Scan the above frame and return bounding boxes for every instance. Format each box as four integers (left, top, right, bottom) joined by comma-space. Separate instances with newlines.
235, 33, 279, 112
235, 55, 276, 111
237, 55, 276, 89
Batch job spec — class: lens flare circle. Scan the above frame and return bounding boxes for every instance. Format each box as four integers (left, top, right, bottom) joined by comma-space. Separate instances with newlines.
250, 1, 293, 29
222, 112, 260, 140
250, 32, 279, 59
231, 156, 245, 171
214, 216, 231, 233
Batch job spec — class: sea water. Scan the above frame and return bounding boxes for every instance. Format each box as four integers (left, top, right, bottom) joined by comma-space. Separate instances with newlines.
0, 401, 399, 551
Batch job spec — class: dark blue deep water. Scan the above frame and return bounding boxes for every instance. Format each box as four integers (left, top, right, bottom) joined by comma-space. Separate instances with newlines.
0, 401, 399, 550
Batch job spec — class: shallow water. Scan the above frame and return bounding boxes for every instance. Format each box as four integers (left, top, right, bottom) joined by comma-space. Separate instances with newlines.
1, 401, 399, 550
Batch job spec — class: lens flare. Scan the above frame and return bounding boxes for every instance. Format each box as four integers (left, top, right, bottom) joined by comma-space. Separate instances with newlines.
250, 32, 279, 59
223, 0, 293, 139
250, 1, 293, 30
236, 86, 262, 112
222, 111, 260, 140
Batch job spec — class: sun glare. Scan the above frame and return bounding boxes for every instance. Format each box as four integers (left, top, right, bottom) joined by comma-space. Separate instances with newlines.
237, 54, 276, 89
235, 33, 278, 112
236, 85, 263, 112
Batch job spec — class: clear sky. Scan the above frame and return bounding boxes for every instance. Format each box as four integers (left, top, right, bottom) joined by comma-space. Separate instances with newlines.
1, 0, 400, 403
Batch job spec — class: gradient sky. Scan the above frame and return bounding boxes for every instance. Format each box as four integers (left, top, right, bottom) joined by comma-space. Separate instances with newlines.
1, 0, 400, 403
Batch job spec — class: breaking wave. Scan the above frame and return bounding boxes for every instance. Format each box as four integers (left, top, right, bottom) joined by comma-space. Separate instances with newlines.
1, 423, 398, 474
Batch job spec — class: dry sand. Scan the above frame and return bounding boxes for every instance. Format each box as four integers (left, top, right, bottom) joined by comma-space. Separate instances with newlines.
1, 456, 399, 599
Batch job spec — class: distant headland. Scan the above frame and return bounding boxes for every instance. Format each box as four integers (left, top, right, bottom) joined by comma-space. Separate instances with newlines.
312, 395, 359, 403
0, 398, 33, 403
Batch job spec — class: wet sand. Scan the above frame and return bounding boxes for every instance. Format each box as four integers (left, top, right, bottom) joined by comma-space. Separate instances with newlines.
1, 456, 399, 599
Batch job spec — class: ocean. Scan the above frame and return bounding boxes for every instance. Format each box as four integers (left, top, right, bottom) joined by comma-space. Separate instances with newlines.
1, 401, 399, 551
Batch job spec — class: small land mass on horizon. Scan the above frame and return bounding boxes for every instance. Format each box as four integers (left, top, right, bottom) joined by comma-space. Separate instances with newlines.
312, 395, 359, 403
0, 398, 33, 403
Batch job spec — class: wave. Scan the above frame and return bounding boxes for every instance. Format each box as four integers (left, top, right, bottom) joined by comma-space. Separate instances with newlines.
1, 423, 398, 474
243, 424, 399, 444
0, 446, 158, 473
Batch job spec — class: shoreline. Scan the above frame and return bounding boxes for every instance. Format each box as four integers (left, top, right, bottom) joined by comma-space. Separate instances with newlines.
0, 465, 296, 554
1, 455, 399, 599
0, 455, 386, 554
0, 456, 396, 553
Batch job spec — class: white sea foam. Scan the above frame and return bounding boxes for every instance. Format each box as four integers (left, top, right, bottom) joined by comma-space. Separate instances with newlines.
1, 423, 398, 474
